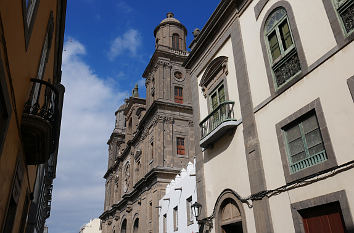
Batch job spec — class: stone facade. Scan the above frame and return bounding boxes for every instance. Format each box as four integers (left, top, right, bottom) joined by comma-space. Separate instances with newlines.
100, 13, 195, 233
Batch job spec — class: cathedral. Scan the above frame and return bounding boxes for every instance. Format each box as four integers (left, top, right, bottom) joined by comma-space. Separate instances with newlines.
99, 12, 195, 233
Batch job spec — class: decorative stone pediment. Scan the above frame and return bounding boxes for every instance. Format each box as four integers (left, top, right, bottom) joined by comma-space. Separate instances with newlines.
200, 56, 228, 97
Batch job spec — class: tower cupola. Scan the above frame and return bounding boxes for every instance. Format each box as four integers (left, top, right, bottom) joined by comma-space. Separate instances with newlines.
154, 12, 187, 51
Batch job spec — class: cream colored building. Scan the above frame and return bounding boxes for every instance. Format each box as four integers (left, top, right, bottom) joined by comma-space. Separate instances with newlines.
184, 0, 354, 232
80, 218, 102, 233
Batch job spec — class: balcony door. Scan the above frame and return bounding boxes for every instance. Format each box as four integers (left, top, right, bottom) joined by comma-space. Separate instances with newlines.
210, 83, 225, 129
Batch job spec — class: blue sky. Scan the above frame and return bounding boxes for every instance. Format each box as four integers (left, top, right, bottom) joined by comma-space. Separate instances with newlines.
46, 1, 218, 232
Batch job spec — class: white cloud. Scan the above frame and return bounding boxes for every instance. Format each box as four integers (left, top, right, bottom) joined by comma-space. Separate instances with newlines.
47, 38, 129, 233
108, 29, 142, 60
116, 1, 133, 13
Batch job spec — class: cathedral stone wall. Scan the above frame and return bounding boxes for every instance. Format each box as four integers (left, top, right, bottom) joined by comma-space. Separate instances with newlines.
100, 13, 194, 233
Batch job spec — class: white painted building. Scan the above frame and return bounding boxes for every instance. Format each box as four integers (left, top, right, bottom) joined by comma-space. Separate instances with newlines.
79, 218, 102, 233
159, 161, 199, 233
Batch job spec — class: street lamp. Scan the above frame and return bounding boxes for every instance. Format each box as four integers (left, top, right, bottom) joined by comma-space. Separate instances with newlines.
191, 202, 202, 219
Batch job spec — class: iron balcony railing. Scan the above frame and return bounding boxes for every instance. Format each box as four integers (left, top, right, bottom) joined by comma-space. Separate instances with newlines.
290, 150, 328, 174
22, 78, 64, 164
199, 101, 236, 139
23, 78, 59, 122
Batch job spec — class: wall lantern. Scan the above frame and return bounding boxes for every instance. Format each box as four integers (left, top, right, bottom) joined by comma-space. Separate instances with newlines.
191, 202, 202, 219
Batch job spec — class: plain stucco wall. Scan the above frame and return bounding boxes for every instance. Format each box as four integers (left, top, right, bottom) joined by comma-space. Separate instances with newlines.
159, 162, 199, 233
196, 38, 257, 233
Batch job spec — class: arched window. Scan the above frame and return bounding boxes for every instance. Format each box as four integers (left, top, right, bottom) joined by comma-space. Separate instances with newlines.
264, 7, 301, 89
121, 219, 127, 233
133, 218, 139, 233
172, 33, 180, 50
332, 0, 354, 35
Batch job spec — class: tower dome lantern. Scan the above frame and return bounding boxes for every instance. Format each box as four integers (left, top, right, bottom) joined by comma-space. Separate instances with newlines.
154, 12, 187, 51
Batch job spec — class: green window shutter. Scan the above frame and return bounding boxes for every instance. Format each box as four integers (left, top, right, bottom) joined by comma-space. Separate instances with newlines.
284, 113, 327, 173
286, 124, 306, 163
302, 115, 325, 156
218, 85, 225, 103
211, 93, 218, 110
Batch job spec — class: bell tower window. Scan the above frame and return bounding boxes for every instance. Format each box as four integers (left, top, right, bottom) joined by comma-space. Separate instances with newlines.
172, 33, 180, 50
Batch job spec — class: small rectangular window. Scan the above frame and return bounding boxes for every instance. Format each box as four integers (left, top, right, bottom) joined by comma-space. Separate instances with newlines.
174, 87, 183, 104
186, 196, 193, 225
283, 113, 327, 174
176, 137, 185, 155
173, 206, 178, 231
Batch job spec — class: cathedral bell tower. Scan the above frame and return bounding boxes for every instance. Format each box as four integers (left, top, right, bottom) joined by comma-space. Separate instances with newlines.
143, 12, 190, 108
154, 12, 187, 51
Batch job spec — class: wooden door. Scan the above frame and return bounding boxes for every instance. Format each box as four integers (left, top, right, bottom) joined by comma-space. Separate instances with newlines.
301, 202, 345, 233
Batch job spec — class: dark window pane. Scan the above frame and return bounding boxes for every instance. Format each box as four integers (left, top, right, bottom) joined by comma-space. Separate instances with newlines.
286, 125, 302, 142
218, 85, 225, 103
280, 20, 293, 50
211, 93, 218, 110
305, 129, 323, 148
288, 137, 305, 156
268, 31, 281, 61
308, 143, 325, 156
291, 151, 307, 163
302, 115, 319, 134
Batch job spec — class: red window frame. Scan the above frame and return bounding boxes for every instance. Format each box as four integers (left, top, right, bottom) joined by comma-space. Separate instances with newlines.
177, 137, 185, 155
174, 86, 183, 104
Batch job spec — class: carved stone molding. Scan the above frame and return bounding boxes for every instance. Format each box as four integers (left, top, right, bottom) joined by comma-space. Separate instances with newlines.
200, 56, 228, 97
157, 59, 172, 68
188, 120, 194, 127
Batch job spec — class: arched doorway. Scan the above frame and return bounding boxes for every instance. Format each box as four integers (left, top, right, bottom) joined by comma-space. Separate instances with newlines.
219, 199, 243, 233
121, 219, 127, 233
214, 190, 247, 233
133, 218, 139, 233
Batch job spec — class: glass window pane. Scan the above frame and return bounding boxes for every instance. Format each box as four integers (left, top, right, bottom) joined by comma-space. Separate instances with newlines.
286, 125, 301, 142
288, 138, 305, 156
280, 20, 293, 50
268, 31, 281, 61
218, 85, 225, 103
305, 129, 323, 148
211, 93, 218, 110
291, 151, 307, 163
308, 143, 325, 156
302, 115, 319, 134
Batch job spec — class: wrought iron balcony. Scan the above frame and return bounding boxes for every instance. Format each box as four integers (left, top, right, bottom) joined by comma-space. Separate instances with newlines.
21, 78, 64, 165
199, 101, 240, 148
